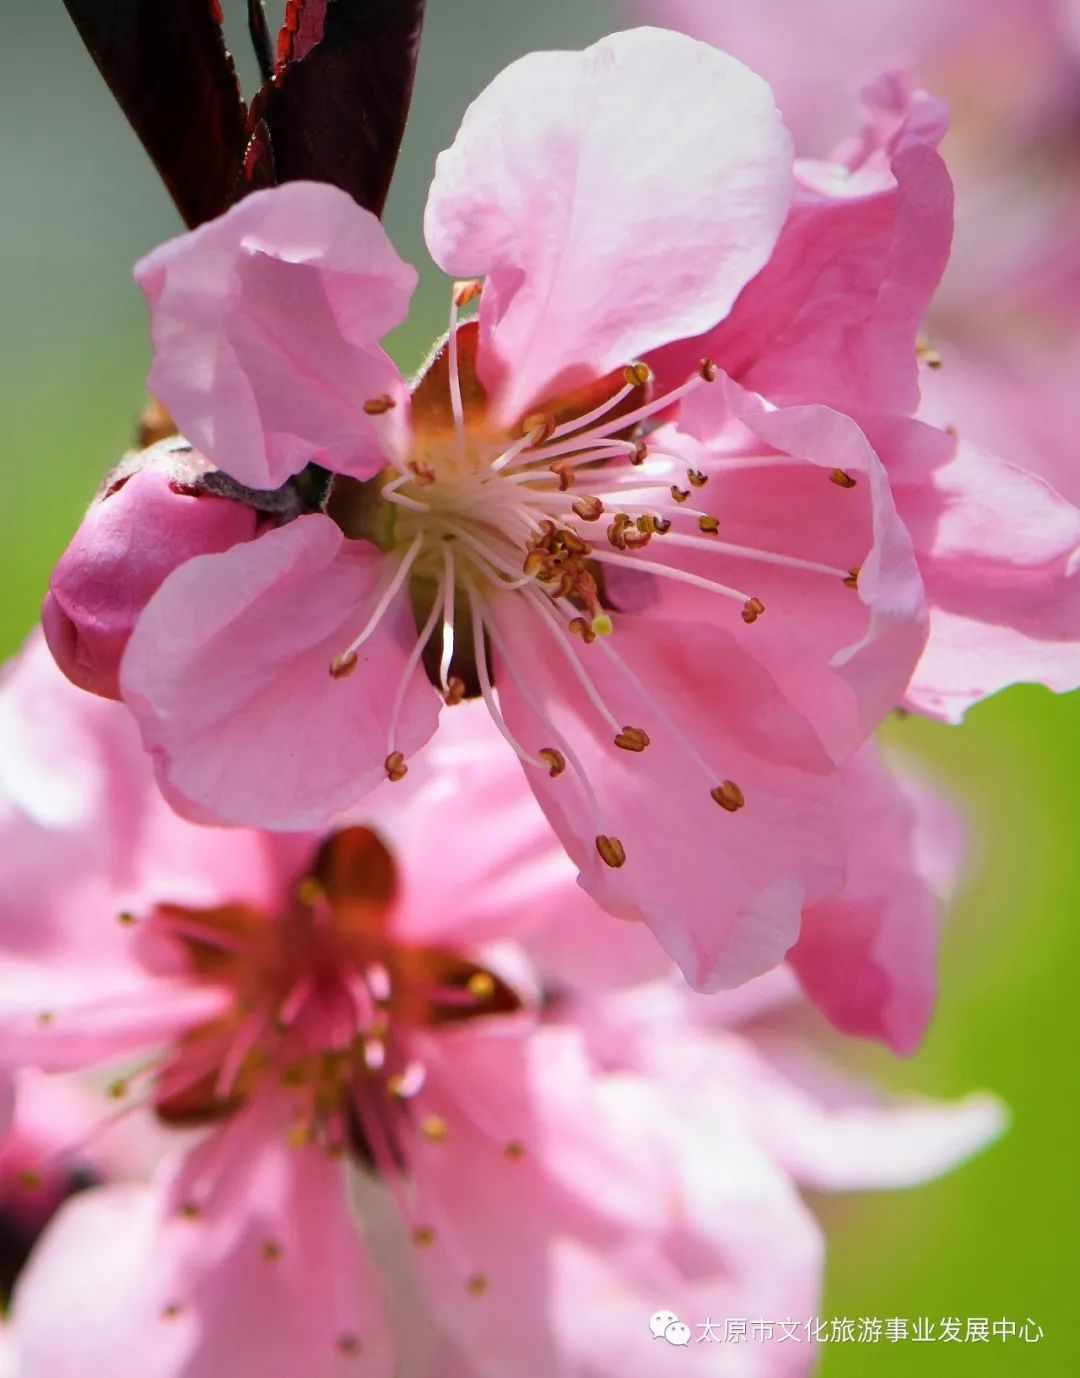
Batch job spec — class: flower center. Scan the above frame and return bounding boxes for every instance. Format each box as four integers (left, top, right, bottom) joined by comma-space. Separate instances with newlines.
132, 827, 520, 1166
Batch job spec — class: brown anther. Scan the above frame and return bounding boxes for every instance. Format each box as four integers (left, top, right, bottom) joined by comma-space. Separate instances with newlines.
916, 338, 943, 369
35, 1011, 54, 1028
522, 549, 550, 580
413, 1225, 438, 1248
561, 529, 590, 556
408, 459, 435, 486
653, 516, 672, 534
607, 515, 630, 550
550, 462, 574, 492
945, 424, 958, 438
444, 676, 466, 706
421, 1113, 449, 1143
567, 617, 596, 645
467, 972, 496, 1002
595, 834, 627, 868
614, 725, 651, 753
572, 495, 605, 522
624, 361, 653, 388
635, 514, 657, 535
829, 468, 857, 489
741, 596, 765, 625
521, 411, 557, 444
467, 1274, 490, 1297
453, 278, 483, 308
179, 1202, 201, 1220
362, 394, 395, 415
539, 747, 567, 778
262, 1241, 282, 1263
16, 1170, 43, 1191
711, 780, 746, 813
295, 876, 323, 907
162, 1304, 183, 1321
504, 1140, 525, 1160
670, 485, 690, 504
117, 910, 137, 927
698, 515, 720, 535
384, 751, 408, 783
843, 566, 861, 590
699, 358, 719, 382
337, 1334, 362, 1357
687, 468, 708, 488
621, 527, 652, 550
630, 439, 648, 465
329, 651, 358, 680
106, 1079, 129, 1099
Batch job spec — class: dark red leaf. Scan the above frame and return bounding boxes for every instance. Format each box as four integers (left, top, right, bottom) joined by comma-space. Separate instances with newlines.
62, 1, 248, 227
248, 0, 426, 216
247, 1, 275, 84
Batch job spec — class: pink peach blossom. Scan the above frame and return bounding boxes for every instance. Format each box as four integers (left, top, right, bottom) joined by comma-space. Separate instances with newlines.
95, 28, 946, 994
0, 636, 1000, 1377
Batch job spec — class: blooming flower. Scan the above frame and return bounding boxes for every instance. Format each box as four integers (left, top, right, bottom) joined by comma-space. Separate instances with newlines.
0, 636, 1001, 1377
68, 27, 959, 992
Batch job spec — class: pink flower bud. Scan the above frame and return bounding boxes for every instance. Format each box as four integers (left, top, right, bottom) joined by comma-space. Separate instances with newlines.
42, 441, 261, 700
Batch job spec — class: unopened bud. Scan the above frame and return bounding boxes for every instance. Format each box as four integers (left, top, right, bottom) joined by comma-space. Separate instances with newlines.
42, 440, 261, 700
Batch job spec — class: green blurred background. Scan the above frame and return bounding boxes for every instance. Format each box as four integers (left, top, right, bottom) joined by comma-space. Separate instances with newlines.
0, 4, 1074, 1373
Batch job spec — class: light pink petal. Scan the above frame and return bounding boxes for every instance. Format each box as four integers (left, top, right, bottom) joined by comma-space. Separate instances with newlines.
121, 516, 440, 829
10, 1093, 393, 1377
876, 418, 1080, 719
425, 27, 793, 423
404, 1022, 821, 1377
136, 182, 416, 489
735, 1036, 1007, 1192
486, 598, 846, 990
789, 745, 950, 1053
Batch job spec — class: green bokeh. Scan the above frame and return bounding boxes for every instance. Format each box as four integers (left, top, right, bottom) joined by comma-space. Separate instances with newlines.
1, 5, 1073, 1373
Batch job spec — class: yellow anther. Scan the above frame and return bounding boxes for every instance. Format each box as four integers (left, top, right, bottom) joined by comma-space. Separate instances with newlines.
843, 567, 861, 589
467, 972, 496, 1002
262, 1241, 282, 1263
916, 338, 943, 369
329, 650, 358, 680
614, 725, 651, 753
117, 910, 137, 926
106, 1079, 129, 1099
421, 1113, 449, 1143
741, 596, 765, 625
711, 780, 746, 813
467, 1274, 490, 1297
521, 411, 557, 444
590, 613, 614, 638
35, 1011, 55, 1028
624, 361, 653, 387
670, 485, 690, 504
687, 468, 707, 487
698, 515, 720, 535
295, 876, 323, 907
829, 468, 857, 489
595, 835, 627, 868
413, 1225, 438, 1248
504, 1140, 525, 1160
384, 751, 408, 782
362, 394, 396, 415
179, 1202, 201, 1220
162, 1304, 183, 1321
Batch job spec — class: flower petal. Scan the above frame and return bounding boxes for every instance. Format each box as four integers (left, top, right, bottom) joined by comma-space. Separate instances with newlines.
136, 182, 416, 489
485, 598, 845, 990
121, 516, 440, 829
876, 418, 1080, 719
9, 1093, 394, 1377
425, 27, 793, 423
655, 76, 952, 415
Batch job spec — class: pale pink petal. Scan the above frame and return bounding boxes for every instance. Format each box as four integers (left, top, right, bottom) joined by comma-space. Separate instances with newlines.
121, 517, 440, 829
10, 1093, 393, 1377
640, 383, 927, 761
789, 745, 948, 1053
486, 599, 845, 989
656, 81, 951, 415
875, 418, 1080, 719
425, 28, 793, 423
136, 182, 416, 489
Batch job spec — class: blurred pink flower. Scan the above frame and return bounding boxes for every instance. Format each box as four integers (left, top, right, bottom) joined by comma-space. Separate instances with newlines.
99, 28, 944, 994
0, 636, 1000, 1376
